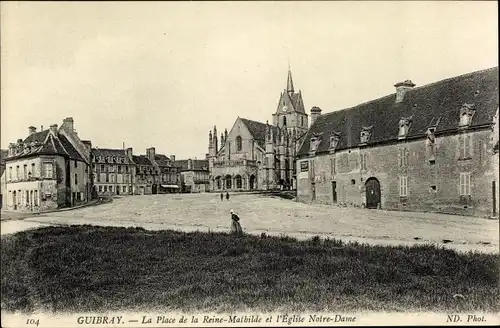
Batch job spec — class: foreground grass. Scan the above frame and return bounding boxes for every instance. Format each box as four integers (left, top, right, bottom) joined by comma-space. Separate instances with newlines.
1, 225, 499, 314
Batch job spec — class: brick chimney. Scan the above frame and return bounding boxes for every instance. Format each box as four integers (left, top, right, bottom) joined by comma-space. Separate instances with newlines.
170, 155, 176, 161
187, 159, 192, 170
394, 80, 416, 103
146, 147, 155, 160
28, 126, 37, 135
310, 106, 322, 126
62, 117, 74, 133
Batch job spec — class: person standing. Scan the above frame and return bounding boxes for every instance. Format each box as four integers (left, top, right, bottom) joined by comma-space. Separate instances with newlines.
220, 193, 224, 201
226, 192, 230, 201
229, 209, 243, 235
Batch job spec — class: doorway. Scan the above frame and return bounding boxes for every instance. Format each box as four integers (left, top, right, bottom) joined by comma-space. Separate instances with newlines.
365, 177, 381, 209
332, 181, 337, 203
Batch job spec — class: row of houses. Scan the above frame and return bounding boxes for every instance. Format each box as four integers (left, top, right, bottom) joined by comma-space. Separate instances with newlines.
0, 118, 210, 212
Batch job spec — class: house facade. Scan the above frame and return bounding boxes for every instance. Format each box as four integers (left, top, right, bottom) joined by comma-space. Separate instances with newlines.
3, 118, 92, 212
176, 159, 210, 193
208, 68, 310, 191
91, 147, 136, 196
296, 67, 499, 218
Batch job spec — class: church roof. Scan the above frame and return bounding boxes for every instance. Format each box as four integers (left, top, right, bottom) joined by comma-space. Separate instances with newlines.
298, 66, 499, 157
240, 118, 279, 149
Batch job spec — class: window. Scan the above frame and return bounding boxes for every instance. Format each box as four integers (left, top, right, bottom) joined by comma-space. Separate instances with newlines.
283, 116, 287, 126
399, 176, 408, 197
459, 134, 472, 159
16, 166, 20, 180
399, 148, 408, 167
75, 174, 78, 185
118, 165, 122, 173
43, 162, 53, 178
430, 185, 437, 192
101, 164, 105, 171
105, 174, 109, 182
236, 136, 242, 152
104, 186, 108, 192
330, 158, 336, 175
129, 186, 132, 193
111, 174, 116, 183
34, 190, 38, 206
460, 173, 471, 196
126, 166, 129, 173
351, 179, 356, 185
109, 186, 113, 192
360, 153, 367, 170
9, 167, 12, 181
99, 186, 103, 192
123, 186, 126, 192
74, 160, 77, 168
31, 163, 36, 177
23, 164, 28, 179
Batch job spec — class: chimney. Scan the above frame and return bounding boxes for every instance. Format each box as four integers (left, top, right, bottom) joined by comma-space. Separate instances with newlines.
146, 147, 155, 160
50, 124, 58, 134
40, 125, 44, 131
170, 155, 175, 161
28, 126, 37, 135
394, 80, 416, 103
310, 106, 322, 126
62, 117, 74, 133
187, 159, 193, 170
8, 143, 16, 157
126, 147, 133, 159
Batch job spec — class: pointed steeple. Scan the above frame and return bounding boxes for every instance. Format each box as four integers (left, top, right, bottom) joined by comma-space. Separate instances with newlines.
287, 63, 294, 95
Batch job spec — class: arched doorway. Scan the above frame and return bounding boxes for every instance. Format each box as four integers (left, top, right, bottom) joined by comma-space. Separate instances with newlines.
152, 184, 158, 194
234, 175, 242, 189
365, 177, 381, 209
249, 175, 256, 190
215, 176, 221, 190
225, 175, 232, 189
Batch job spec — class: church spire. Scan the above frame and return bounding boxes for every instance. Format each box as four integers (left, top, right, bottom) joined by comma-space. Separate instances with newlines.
287, 63, 294, 95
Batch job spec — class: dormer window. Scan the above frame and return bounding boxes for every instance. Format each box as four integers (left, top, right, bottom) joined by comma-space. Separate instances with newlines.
329, 132, 341, 152
360, 126, 373, 144
459, 103, 475, 128
309, 134, 323, 153
426, 127, 436, 145
398, 116, 413, 139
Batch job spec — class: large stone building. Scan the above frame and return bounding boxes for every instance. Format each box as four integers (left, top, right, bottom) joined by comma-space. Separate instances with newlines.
2, 118, 92, 212
91, 147, 136, 196
296, 67, 499, 218
91, 146, 180, 196
208, 68, 310, 191
176, 159, 210, 193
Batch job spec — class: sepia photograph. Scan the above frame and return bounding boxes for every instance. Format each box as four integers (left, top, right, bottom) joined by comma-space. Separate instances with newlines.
1, 1, 499, 327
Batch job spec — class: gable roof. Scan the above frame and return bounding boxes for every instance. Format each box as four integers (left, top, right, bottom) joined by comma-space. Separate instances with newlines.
240, 118, 279, 149
7, 131, 86, 162
176, 159, 208, 172
298, 67, 499, 157
91, 148, 127, 158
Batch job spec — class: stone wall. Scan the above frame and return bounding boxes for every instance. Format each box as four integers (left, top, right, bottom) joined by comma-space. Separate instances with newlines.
297, 128, 498, 217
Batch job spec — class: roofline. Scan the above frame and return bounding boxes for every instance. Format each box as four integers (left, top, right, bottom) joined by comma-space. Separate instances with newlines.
297, 124, 494, 158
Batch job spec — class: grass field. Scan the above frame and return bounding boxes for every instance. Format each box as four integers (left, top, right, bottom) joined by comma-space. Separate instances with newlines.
1, 225, 499, 314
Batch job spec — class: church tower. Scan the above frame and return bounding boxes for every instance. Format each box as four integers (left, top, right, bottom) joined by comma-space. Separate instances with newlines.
272, 67, 309, 136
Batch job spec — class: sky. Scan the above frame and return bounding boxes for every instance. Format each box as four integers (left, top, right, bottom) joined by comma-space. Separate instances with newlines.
1, 1, 498, 160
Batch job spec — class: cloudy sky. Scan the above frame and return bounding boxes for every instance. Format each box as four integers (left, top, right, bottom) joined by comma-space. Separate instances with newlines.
1, 1, 498, 159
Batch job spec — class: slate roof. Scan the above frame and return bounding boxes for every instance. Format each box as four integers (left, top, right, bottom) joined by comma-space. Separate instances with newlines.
154, 154, 173, 167
132, 155, 154, 166
176, 159, 209, 172
240, 118, 279, 149
6, 131, 86, 162
91, 148, 128, 158
298, 67, 499, 157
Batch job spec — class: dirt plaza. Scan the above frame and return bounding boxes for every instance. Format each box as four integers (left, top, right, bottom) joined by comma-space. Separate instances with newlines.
1, 193, 498, 253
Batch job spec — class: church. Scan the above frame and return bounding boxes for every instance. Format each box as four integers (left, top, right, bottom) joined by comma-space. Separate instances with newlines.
208, 68, 312, 191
